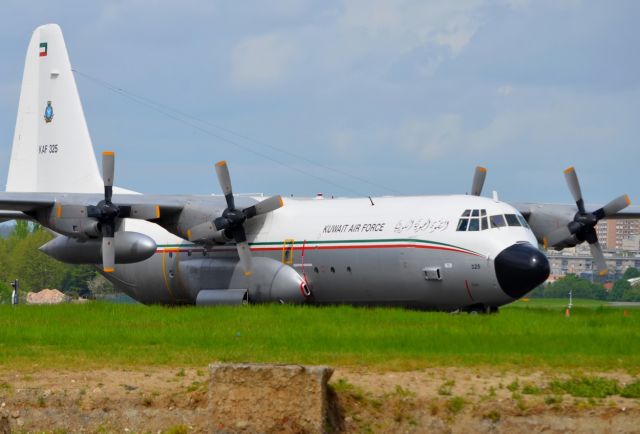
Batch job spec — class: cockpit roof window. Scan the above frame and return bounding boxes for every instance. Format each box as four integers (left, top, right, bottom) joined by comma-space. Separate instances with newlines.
462, 209, 471, 217
471, 209, 479, 217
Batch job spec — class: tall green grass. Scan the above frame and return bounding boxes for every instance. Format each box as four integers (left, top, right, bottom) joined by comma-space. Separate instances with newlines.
0, 302, 638, 370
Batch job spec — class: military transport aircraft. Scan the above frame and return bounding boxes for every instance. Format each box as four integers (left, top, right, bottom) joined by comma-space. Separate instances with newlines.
1, 24, 638, 311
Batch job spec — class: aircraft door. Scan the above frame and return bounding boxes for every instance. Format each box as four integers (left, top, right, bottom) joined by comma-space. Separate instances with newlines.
161, 249, 192, 303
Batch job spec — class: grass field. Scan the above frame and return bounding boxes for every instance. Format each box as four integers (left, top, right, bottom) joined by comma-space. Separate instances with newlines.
0, 299, 638, 371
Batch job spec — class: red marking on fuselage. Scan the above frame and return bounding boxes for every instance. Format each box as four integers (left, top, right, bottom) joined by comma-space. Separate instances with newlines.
464, 279, 475, 301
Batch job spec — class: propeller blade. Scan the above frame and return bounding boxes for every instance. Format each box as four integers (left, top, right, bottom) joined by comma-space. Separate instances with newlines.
215, 160, 235, 210
599, 194, 631, 218
102, 236, 115, 273
470, 166, 487, 196
588, 242, 608, 276
129, 204, 161, 220
563, 166, 585, 213
56, 204, 88, 219
102, 151, 115, 187
102, 151, 115, 203
545, 226, 573, 247
187, 221, 217, 241
236, 240, 253, 276
243, 195, 284, 218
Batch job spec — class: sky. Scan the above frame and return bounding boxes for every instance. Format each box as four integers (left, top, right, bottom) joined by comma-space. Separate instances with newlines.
0, 0, 638, 203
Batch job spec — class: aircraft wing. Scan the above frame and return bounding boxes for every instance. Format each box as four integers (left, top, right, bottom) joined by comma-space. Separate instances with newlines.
0, 191, 260, 237
512, 201, 640, 246
0, 192, 185, 214
514, 202, 640, 220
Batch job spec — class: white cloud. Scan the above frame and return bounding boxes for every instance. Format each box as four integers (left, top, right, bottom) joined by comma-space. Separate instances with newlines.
497, 84, 513, 96
227, 1, 486, 89
396, 115, 464, 160
229, 33, 299, 89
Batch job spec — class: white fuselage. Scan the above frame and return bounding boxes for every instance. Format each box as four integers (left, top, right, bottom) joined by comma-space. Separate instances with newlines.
107, 194, 541, 310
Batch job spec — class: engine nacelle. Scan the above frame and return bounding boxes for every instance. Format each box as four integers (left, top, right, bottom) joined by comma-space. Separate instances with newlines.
40, 231, 157, 264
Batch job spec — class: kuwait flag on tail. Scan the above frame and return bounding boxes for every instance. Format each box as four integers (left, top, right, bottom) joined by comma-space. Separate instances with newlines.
39, 42, 47, 57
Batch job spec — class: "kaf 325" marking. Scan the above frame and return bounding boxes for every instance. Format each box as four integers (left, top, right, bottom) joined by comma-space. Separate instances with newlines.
38, 144, 59, 154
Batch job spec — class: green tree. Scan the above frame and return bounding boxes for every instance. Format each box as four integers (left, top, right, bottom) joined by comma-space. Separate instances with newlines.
0, 281, 11, 304
8, 229, 70, 292
622, 267, 640, 280
62, 265, 97, 296
11, 220, 31, 239
608, 279, 631, 301
622, 286, 640, 301
542, 274, 606, 300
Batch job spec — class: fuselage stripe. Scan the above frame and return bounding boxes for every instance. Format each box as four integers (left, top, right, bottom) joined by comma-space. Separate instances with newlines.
156, 238, 481, 256
154, 243, 483, 257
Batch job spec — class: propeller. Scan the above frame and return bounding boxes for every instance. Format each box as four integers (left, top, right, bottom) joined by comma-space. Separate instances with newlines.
470, 166, 487, 196
187, 160, 284, 276
544, 166, 631, 276
56, 151, 160, 272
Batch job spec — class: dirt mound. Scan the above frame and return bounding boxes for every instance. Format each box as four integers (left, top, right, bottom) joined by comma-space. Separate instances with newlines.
26, 289, 69, 305
0, 367, 638, 433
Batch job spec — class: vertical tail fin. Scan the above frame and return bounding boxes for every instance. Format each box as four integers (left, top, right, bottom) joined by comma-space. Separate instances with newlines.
7, 24, 103, 193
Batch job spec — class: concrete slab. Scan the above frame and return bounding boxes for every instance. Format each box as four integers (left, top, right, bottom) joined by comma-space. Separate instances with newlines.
209, 363, 334, 433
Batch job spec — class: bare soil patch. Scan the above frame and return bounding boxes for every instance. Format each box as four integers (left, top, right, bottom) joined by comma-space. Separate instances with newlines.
0, 367, 638, 433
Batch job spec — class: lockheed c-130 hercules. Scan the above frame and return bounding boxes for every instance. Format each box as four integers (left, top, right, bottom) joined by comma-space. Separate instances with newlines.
2, 24, 638, 312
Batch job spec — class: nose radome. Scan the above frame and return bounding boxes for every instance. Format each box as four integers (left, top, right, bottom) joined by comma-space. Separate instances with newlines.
494, 243, 550, 299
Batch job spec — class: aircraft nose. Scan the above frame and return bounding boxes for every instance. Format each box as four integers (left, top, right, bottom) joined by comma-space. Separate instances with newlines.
494, 243, 550, 299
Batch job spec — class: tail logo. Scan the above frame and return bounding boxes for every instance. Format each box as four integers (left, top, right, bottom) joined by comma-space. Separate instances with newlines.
44, 101, 54, 123
39, 42, 48, 57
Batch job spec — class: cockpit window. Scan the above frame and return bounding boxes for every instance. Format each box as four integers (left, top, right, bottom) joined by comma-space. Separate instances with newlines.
516, 214, 530, 228
505, 214, 521, 227
457, 209, 488, 231
490, 215, 506, 228
481, 217, 488, 230
468, 218, 479, 231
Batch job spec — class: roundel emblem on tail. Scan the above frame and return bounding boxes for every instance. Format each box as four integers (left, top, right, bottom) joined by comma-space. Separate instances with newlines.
44, 101, 54, 123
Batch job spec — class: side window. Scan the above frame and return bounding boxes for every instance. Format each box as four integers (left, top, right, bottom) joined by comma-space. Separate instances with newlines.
505, 214, 521, 227
457, 219, 469, 231
516, 215, 530, 228
490, 215, 506, 228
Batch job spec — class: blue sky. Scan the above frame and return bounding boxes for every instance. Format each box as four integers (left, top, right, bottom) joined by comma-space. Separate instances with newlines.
0, 0, 638, 203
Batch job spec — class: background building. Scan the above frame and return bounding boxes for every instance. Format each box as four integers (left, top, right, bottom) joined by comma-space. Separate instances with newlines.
596, 219, 640, 250
547, 219, 640, 282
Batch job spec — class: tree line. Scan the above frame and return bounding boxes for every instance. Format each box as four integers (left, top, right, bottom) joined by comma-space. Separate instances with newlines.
0, 221, 113, 303
529, 268, 640, 301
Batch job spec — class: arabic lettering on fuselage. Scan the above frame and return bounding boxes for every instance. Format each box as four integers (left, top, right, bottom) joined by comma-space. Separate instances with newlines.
393, 218, 450, 234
